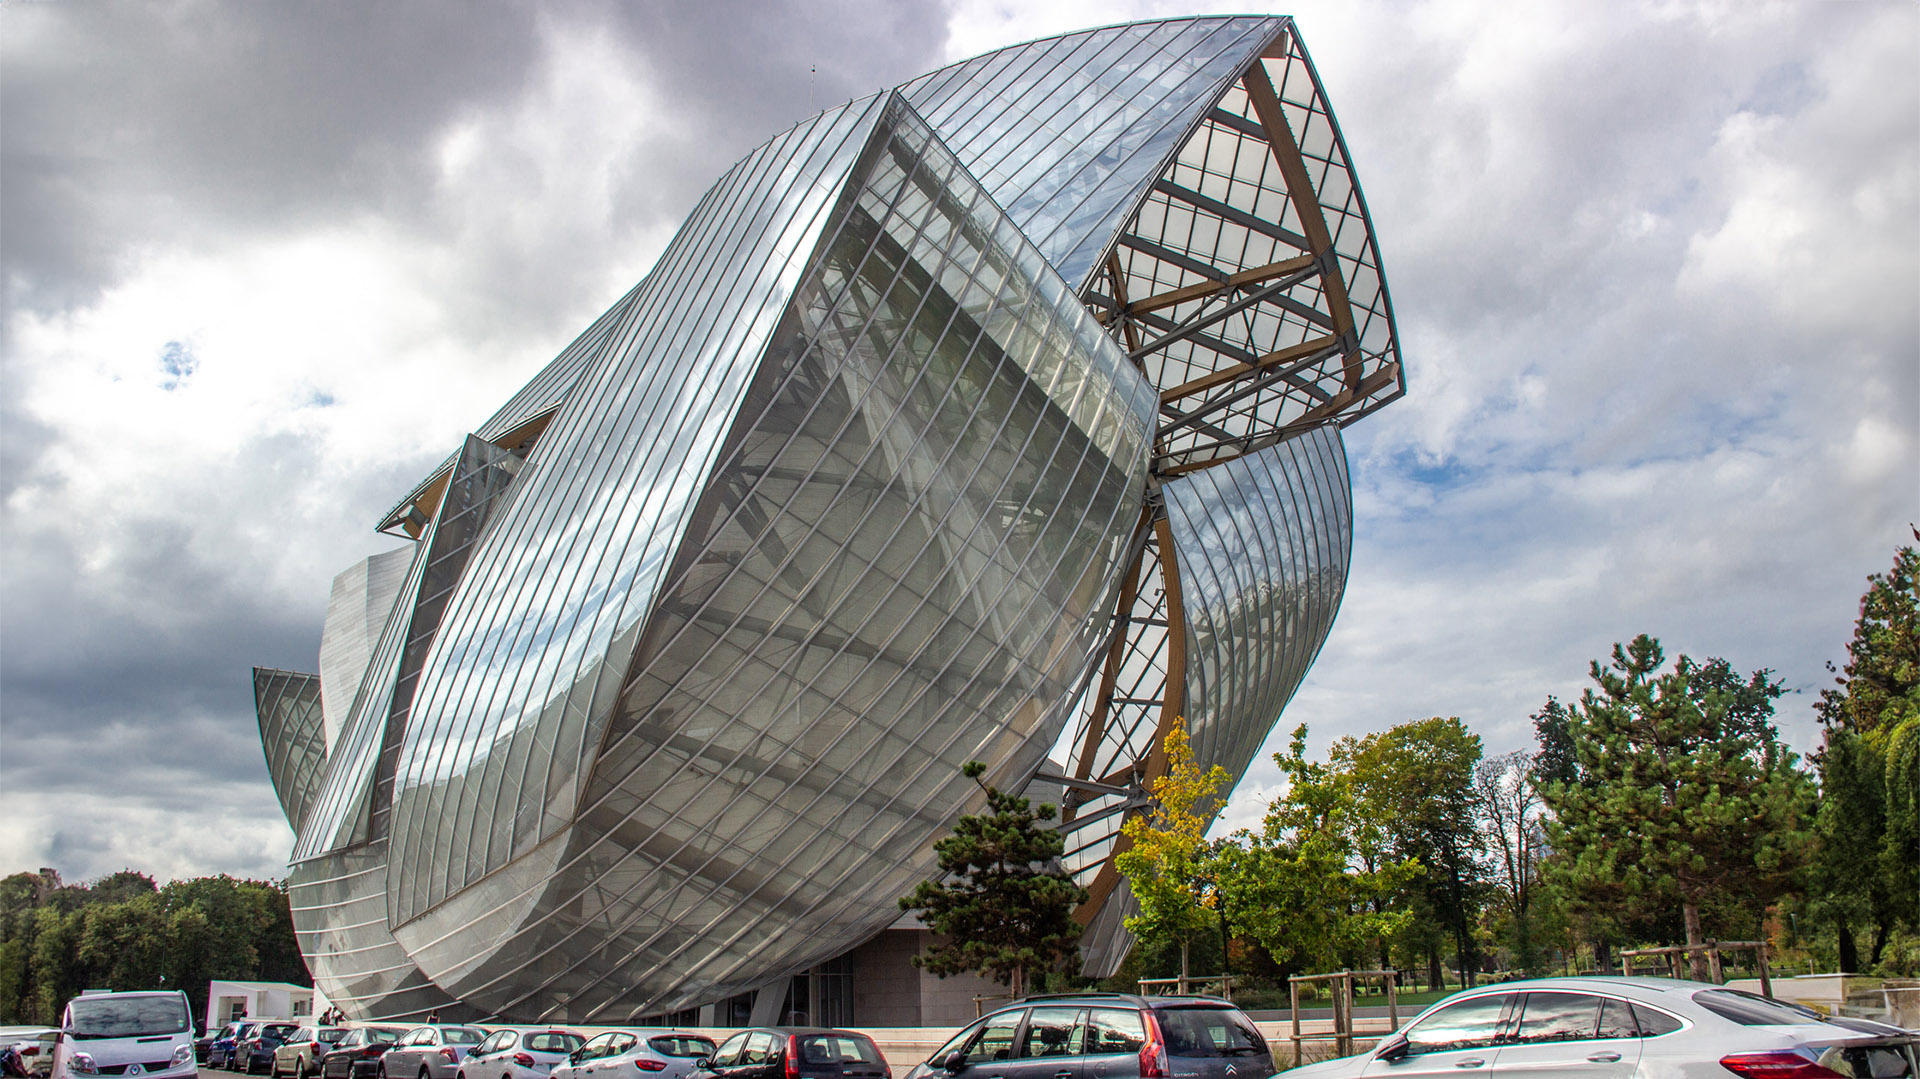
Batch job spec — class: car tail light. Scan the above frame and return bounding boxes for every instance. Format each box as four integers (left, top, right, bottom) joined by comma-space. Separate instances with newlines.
633, 1061, 666, 1072
1720, 1052, 1847, 1079
442, 1049, 460, 1064
785, 1037, 802, 1079
1137, 1014, 1168, 1079
513, 1055, 536, 1068
360, 1048, 387, 1058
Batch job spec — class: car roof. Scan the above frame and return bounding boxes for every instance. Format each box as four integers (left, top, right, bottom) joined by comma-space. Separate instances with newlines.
1009, 992, 1240, 1010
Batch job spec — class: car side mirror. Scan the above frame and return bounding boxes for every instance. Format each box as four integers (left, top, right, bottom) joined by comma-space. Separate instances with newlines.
694, 1060, 712, 1070
942, 1052, 966, 1073
1375, 1036, 1409, 1063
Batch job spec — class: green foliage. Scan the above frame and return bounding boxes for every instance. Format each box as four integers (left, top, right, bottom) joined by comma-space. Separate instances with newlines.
1537, 635, 1816, 977
900, 761, 1089, 997
1222, 726, 1418, 974
1117, 727, 1230, 972
0, 869, 307, 1026
1811, 545, 1920, 973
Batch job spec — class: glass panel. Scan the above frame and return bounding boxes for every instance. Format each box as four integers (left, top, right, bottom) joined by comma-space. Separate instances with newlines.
1404, 996, 1509, 1055
1513, 993, 1601, 1044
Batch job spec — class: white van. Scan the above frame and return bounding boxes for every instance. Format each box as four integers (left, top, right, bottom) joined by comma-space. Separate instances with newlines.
49, 991, 196, 1079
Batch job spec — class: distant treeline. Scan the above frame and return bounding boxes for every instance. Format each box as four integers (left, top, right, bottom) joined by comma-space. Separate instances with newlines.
0, 869, 308, 1027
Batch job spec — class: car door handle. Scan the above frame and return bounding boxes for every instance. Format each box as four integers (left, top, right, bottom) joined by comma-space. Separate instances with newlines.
1587, 1054, 1621, 1064
1454, 1061, 1486, 1069
1056, 1072, 1074, 1079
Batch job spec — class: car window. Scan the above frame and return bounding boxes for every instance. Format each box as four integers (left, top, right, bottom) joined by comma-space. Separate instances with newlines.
710, 1034, 749, 1067
446, 1029, 485, 1045
1084, 1009, 1146, 1055
609, 1035, 638, 1056
1596, 1000, 1636, 1040
1019, 1008, 1084, 1059
476, 1032, 509, 1056
968, 1012, 1022, 1063
1156, 1008, 1266, 1058
1630, 1005, 1683, 1038
1512, 993, 1601, 1043
531, 1034, 583, 1054
579, 1034, 621, 1062
647, 1037, 714, 1059
796, 1036, 882, 1066
319, 1029, 347, 1043
742, 1033, 778, 1066
1692, 991, 1825, 1027
1405, 995, 1510, 1055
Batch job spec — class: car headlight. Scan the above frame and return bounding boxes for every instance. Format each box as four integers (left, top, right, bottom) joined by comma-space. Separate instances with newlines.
71, 1053, 99, 1075
174, 1046, 195, 1067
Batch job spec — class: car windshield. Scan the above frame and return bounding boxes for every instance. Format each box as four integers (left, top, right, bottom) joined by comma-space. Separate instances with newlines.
1156, 1009, 1266, 1058
1693, 991, 1827, 1026
68, 996, 191, 1039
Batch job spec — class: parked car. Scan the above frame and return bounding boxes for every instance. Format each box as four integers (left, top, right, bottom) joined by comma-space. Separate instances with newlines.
1275, 976, 1920, 1079
551, 1032, 717, 1079
903, 993, 1269, 1079
460, 1030, 586, 1079
380, 1026, 489, 1079
202, 1022, 250, 1064
273, 1026, 351, 1079
49, 990, 197, 1079
692, 1029, 887, 1079
212, 1023, 268, 1070
238, 1023, 303, 1075
319, 1026, 416, 1079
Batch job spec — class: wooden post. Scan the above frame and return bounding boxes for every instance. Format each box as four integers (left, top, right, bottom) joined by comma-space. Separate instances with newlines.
1336, 972, 1353, 1058
1757, 944, 1773, 999
1290, 979, 1302, 1068
1668, 950, 1681, 979
1387, 969, 1400, 1030
1708, 941, 1724, 984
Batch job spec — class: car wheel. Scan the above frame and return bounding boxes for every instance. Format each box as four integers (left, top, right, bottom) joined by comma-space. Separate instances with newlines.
299, 1062, 310, 1079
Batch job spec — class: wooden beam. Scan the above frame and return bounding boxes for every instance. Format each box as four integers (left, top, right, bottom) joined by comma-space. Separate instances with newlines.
1105, 252, 1142, 355
1067, 517, 1154, 819
1099, 254, 1316, 324
1159, 334, 1337, 404
1150, 361, 1401, 478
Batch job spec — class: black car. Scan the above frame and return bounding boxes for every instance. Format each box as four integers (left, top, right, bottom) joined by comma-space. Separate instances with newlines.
900, 993, 1271, 1079
691, 1029, 889, 1079
319, 1027, 416, 1079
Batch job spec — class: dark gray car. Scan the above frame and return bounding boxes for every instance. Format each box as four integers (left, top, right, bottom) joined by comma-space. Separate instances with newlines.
903, 994, 1271, 1079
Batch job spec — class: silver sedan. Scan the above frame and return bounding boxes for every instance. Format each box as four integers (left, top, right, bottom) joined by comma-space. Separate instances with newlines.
1277, 976, 1916, 1079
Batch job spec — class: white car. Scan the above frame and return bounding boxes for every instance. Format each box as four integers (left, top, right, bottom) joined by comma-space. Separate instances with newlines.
48, 991, 196, 1079
550, 1031, 717, 1079
460, 1031, 587, 1079
1279, 977, 1917, 1079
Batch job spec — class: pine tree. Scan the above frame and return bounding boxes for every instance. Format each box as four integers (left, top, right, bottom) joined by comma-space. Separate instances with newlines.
1539, 635, 1815, 981
900, 761, 1088, 997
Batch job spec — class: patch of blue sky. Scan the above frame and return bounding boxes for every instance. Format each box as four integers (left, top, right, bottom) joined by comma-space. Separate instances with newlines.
159, 340, 197, 389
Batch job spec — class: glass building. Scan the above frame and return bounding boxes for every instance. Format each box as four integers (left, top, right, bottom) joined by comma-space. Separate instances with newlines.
254, 15, 1402, 1026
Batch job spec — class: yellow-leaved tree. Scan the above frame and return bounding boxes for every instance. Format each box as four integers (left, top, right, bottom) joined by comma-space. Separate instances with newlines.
1117, 725, 1230, 986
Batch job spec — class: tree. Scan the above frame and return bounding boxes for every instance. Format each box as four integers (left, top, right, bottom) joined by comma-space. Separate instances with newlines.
1340, 717, 1486, 988
900, 761, 1088, 997
1116, 727, 1230, 987
1225, 726, 1418, 974
1538, 635, 1816, 981
1476, 750, 1545, 974
1811, 544, 1920, 971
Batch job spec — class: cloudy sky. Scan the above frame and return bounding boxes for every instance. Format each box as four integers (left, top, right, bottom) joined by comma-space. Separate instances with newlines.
2, 0, 1914, 884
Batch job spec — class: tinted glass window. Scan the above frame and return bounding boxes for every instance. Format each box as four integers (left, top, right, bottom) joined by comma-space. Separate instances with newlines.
319, 1029, 347, 1043
1596, 1000, 1636, 1040
1631, 1006, 1683, 1038
967, 1013, 1021, 1063
531, 1035, 584, 1054
445, 1029, 485, 1045
647, 1037, 713, 1059
796, 1036, 882, 1066
1692, 991, 1825, 1027
1018, 1009, 1084, 1059
742, 1033, 777, 1066
1084, 1010, 1145, 1055
1405, 995, 1509, 1055
1513, 993, 1600, 1043
1156, 1009, 1266, 1058
581, 1034, 623, 1062
608, 1036, 637, 1056
710, 1034, 749, 1067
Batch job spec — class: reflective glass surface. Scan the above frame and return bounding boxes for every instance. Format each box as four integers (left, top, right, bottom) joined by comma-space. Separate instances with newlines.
253, 668, 328, 832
